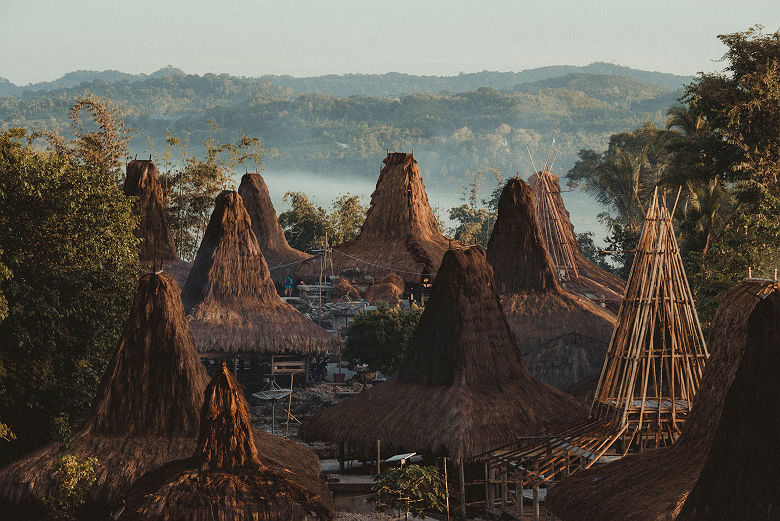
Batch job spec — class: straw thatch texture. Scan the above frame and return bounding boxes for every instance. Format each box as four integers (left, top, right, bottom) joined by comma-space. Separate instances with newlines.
486, 178, 616, 391
0, 273, 325, 517
182, 190, 341, 355
239, 173, 311, 285
528, 171, 624, 303
297, 153, 453, 285
546, 279, 780, 521
676, 283, 780, 521
124, 159, 191, 287
300, 246, 585, 463
330, 277, 361, 301
118, 362, 334, 521
365, 273, 405, 305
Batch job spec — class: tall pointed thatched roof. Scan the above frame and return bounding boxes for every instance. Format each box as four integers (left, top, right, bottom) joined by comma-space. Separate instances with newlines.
546, 279, 780, 521
300, 246, 585, 463
182, 190, 341, 355
0, 273, 327, 518
486, 178, 616, 392
123, 159, 191, 287
296, 152, 453, 285
529, 171, 625, 308
238, 173, 310, 284
118, 362, 334, 521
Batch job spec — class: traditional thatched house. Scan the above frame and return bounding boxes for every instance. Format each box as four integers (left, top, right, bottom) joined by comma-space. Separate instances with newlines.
118, 362, 334, 521
529, 171, 624, 309
300, 246, 585, 467
545, 279, 780, 521
238, 172, 310, 286
297, 152, 453, 295
486, 178, 616, 393
123, 159, 191, 286
365, 272, 405, 306
182, 190, 341, 358
0, 273, 323, 518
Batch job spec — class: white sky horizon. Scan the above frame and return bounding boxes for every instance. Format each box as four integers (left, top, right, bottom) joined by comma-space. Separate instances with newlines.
2, 0, 777, 85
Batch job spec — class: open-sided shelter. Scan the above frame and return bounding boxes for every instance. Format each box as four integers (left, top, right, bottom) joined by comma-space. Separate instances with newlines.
0, 273, 323, 518
546, 279, 779, 521
123, 159, 191, 286
238, 172, 310, 285
182, 190, 341, 359
296, 152, 453, 295
118, 361, 334, 521
486, 177, 617, 393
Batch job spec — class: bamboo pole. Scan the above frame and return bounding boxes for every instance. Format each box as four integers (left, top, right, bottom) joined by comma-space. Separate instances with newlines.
443, 457, 450, 521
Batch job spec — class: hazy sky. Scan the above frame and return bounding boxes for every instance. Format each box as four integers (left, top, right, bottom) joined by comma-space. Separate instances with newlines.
2, 0, 777, 84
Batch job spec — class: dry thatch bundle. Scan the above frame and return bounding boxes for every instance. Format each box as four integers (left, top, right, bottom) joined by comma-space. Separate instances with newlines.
124, 159, 191, 287
0, 273, 326, 518
486, 178, 616, 392
182, 190, 341, 355
297, 152, 453, 286
330, 277, 361, 301
118, 362, 334, 521
238, 173, 311, 285
365, 272, 405, 305
528, 171, 624, 307
300, 246, 584, 463
546, 279, 780, 521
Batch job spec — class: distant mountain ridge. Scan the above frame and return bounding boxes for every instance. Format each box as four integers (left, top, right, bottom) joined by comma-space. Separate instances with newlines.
0, 62, 691, 98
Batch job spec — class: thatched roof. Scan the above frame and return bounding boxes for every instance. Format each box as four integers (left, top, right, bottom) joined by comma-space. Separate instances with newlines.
118, 362, 334, 521
300, 246, 585, 463
365, 273, 405, 305
297, 152, 453, 285
238, 173, 311, 284
330, 277, 361, 302
486, 178, 616, 392
546, 279, 780, 521
181, 190, 341, 356
528, 171, 625, 305
0, 273, 326, 517
123, 159, 191, 287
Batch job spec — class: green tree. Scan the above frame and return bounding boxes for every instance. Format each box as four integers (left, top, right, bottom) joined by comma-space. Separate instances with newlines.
575, 232, 614, 272
0, 125, 138, 464
329, 193, 367, 245
42, 454, 99, 521
370, 464, 447, 520
448, 169, 503, 248
278, 192, 330, 252
343, 303, 423, 375
159, 128, 263, 260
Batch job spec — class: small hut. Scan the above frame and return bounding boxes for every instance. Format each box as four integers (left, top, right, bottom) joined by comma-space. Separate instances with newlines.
365, 272, 405, 306
123, 159, 191, 286
545, 279, 780, 521
182, 190, 341, 359
529, 170, 624, 310
300, 246, 584, 468
486, 178, 616, 392
297, 152, 453, 296
0, 273, 322, 517
238, 172, 310, 286
118, 362, 334, 521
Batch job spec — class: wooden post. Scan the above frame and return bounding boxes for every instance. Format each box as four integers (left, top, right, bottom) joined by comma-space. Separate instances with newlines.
338, 441, 345, 472
376, 439, 381, 475
443, 457, 450, 521
233, 357, 238, 377
285, 375, 294, 438
533, 484, 540, 521
459, 461, 466, 520
517, 478, 523, 518
501, 465, 507, 511
484, 463, 489, 513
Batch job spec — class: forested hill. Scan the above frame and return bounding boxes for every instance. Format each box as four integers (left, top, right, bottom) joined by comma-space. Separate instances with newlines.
0, 65, 685, 188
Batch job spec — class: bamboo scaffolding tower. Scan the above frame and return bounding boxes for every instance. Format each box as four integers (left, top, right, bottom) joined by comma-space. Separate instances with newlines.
477, 188, 709, 517
532, 169, 579, 281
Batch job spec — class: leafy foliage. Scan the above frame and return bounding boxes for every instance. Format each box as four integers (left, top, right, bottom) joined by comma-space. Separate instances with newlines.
41, 454, 99, 521
278, 191, 367, 252
369, 464, 446, 519
0, 121, 138, 464
448, 169, 503, 248
343, 303, 423, 375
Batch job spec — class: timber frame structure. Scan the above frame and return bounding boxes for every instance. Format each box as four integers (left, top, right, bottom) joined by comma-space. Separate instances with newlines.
532, 168, 579, 281
477, 188, 709, 517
